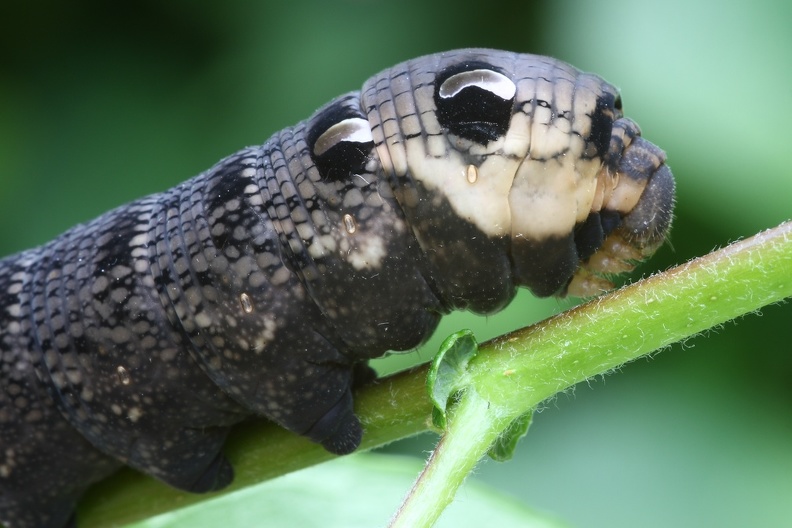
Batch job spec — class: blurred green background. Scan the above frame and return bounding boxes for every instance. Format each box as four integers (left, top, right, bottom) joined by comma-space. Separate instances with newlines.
1, 0, 790, 527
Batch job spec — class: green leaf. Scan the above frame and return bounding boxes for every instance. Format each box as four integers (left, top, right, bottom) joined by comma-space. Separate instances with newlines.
488, 411, 533, 462
427, 330, 479, 428
127, 454, 567, 528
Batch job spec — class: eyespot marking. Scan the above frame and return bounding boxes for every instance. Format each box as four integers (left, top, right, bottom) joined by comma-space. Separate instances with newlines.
434, 63, 516, 144
313, 118, 373, 157
306, 97, 375, 181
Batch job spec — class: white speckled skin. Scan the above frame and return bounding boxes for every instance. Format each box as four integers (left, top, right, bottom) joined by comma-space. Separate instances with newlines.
0, 49, 674, 528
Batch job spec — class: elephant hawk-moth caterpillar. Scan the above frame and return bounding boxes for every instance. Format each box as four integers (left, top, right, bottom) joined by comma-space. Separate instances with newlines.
0, 49, 674, 528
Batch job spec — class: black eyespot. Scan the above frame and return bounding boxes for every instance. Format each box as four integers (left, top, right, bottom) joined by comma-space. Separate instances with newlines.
434, 62, 516, 144
307, 97, 374, 181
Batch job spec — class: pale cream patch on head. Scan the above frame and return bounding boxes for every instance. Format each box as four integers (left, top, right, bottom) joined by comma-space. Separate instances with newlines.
501, 112, 532, 159
604, 175, 648, 215
573, 165, 600, 223
508, 119, 603, 238
402, 139, 516, 238
508, 158, 579, 239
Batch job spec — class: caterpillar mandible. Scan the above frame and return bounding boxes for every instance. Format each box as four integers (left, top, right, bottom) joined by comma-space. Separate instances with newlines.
0, 49, 674, 528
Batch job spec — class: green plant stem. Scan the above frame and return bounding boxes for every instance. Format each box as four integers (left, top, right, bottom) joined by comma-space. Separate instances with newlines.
391, 221, 792, 526
473, 221, 792, 414
388, 392, 510, 528
77, 221, 792, 527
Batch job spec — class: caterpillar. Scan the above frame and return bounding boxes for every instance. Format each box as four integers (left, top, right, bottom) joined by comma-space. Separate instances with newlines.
0, 49, 674, 528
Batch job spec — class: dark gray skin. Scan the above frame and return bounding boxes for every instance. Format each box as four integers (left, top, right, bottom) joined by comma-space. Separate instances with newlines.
0, 49, 674, 528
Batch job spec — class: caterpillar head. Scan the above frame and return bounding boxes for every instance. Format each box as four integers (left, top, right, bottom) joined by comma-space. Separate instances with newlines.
364, 49, 674, 300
